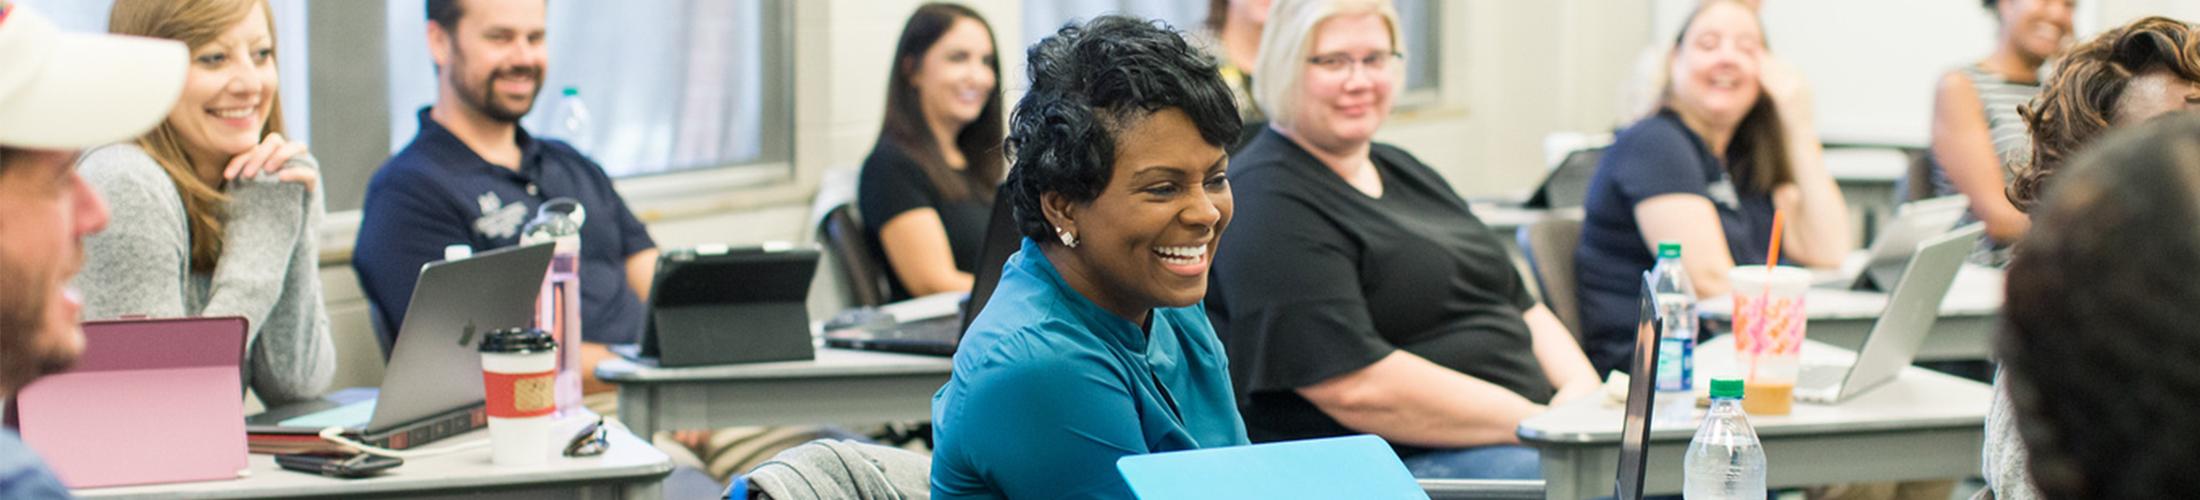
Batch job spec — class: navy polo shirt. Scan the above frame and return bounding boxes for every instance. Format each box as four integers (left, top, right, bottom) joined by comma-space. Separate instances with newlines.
1574, 109, 1779, 376
353, 108, 656, 350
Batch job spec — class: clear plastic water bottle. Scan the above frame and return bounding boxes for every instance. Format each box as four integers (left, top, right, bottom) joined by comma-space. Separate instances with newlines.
1685, 378, 1767, 500
1650, 241, 1697, 425
521, 198, 586, 418
543, 87, 593, 154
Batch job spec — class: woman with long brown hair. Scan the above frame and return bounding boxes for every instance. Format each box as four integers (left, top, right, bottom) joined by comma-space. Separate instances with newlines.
1574, 0, 1851, 376
857, 2, 1004, 302
73, 0, 333, 406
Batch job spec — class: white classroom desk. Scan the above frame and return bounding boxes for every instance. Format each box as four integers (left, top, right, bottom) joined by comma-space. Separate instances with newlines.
1517, 336, 1990, 500
1698, 261, 2003, 362
597, 347, 952, 438
77, 416, 670, 499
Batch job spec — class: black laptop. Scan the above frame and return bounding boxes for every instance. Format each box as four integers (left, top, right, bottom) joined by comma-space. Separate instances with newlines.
1616, 272, 1662, 500
823, 186, 1020, 356
635, 244, 820, 367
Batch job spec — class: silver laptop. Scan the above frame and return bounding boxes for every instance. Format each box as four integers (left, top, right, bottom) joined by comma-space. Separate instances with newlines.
1850, 195, 1969, 291
1795, 224, 1983, 404
247, 242, 552, 448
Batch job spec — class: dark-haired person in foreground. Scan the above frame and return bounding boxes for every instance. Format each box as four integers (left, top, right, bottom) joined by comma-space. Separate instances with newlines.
0, 2, 186, 496
1999, 113, 2200, 500
1209, 0, 1598, 479
1978, 16, 2200, 500
928, 15, 1249, 499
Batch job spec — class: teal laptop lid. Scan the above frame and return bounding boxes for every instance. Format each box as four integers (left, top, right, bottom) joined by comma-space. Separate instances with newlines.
1117, 435, 1430, 500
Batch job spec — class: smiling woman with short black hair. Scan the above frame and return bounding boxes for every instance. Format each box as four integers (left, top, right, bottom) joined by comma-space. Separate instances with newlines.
926, 14, 1250, 500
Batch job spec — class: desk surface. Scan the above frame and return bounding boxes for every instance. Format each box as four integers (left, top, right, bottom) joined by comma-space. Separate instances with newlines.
1469, 203, 1578, 233
1521, 337, 1991, 444
597, 345, 953, 383
1825, 148, 1910, 183
1518, 337, 1990, 499
1699, 263, 2003, 321
77, 417, 670, 499
601, 347, 953, 437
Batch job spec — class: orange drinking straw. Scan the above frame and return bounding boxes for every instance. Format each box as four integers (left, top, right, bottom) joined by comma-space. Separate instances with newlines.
1765, 208, 1785, 271
1751, 209, 1787, 381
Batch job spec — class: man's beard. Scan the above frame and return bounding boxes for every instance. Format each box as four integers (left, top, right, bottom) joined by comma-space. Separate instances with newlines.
0, 269, 76, 396
452, 57, 542, 124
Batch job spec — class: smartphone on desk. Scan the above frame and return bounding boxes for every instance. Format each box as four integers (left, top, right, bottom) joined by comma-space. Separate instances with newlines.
276, 451, 402, 479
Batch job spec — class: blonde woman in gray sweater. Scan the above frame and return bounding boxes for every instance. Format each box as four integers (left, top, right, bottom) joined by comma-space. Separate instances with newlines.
72, 0, 333, 406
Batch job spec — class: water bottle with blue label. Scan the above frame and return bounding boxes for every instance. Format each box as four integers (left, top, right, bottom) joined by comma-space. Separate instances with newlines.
1650, 241, 1697, 424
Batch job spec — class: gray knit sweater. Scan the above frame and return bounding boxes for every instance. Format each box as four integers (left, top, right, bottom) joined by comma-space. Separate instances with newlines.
72, 144, 336, 406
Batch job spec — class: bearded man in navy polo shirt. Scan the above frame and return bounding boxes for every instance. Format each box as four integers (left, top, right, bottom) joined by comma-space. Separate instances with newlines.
354, 0, 658, 396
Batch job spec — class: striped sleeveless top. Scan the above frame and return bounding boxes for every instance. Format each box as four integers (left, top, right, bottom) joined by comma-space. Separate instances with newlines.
1930, 64, 2042, 196
1930, 65, 2040, 266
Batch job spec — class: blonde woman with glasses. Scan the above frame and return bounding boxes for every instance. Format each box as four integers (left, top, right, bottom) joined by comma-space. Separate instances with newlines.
1208, 0, 1600, 479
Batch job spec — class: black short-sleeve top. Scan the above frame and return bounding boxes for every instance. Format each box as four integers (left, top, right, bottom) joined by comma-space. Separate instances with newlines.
1208, 129, 1556, 449
856, 140, 994, 302
1574, 109, 1779, 376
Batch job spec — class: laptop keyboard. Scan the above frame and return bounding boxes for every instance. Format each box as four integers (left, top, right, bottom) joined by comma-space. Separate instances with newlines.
1798, 365, 1849, 390
278, 400, 376, 429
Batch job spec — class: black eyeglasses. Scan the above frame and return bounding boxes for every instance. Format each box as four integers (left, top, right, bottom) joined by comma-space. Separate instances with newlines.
563, 416, 609, 457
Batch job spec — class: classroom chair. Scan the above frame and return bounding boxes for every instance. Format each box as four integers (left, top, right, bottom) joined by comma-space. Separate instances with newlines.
1517, 216, 1586, 338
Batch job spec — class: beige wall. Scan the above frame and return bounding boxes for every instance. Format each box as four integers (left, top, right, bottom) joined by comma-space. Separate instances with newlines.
313, 0, 1654, 390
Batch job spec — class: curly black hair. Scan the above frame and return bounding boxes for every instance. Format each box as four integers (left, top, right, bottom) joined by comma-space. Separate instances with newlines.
1002, 15, 1243, 242
2002, 113, 2200, 500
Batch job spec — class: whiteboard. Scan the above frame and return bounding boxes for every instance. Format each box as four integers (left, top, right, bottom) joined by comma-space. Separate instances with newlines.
1651, 0, 1999, 147
1650, 0, 2200, 147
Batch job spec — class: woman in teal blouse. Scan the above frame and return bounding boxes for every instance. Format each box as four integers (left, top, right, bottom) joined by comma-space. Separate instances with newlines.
929, 15, 1251, 499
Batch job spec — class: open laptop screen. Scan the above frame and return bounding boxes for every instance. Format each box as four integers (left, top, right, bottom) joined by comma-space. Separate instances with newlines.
1616, 271, 1661, 500
961, 183, 1021, 334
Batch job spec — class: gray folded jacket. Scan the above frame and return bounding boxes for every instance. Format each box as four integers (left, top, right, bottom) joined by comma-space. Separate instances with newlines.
738, 439, 930, 500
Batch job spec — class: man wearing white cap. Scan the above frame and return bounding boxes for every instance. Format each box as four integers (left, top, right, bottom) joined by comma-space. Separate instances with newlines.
0, 2, 185, 496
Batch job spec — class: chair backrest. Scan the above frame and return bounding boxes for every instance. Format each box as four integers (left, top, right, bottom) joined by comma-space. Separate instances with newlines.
1531, 145, 1601, 208
1901, 147, 1937, 203
1516, 216, 1586, 338
818, 204, 889, 308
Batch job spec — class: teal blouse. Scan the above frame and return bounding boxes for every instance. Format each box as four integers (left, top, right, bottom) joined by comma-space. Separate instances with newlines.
931, 238, 1250, 499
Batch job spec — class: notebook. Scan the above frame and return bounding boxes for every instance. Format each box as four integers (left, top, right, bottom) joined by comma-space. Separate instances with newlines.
1846, 195, 1968, 291
824, 185, 1020, 356
1615, 272, 1662, 500
1118, 435, 1428, 499
637, 244, 819, 367
1794, 224, 1981, 404
16, 316, 249, 488
247, 242, 552, 450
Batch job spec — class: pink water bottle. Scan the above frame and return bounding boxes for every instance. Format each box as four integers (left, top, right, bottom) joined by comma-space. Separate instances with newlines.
521, 198, 586, 418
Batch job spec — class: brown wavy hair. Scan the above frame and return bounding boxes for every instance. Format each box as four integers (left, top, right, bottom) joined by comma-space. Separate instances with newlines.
108, 0, 285, 274
109, 0, 285, 274
2010, 16, 2200, 213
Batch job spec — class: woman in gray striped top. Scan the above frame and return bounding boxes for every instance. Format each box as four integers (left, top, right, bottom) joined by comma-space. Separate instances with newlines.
1927, 0, 2071, 267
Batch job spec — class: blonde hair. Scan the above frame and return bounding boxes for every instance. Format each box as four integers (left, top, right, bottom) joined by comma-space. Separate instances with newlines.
109, 0, 285, 274
1253, 0, 1404, 133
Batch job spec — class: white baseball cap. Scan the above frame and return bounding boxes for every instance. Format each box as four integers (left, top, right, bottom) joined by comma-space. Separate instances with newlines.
0, 2, 187, 150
